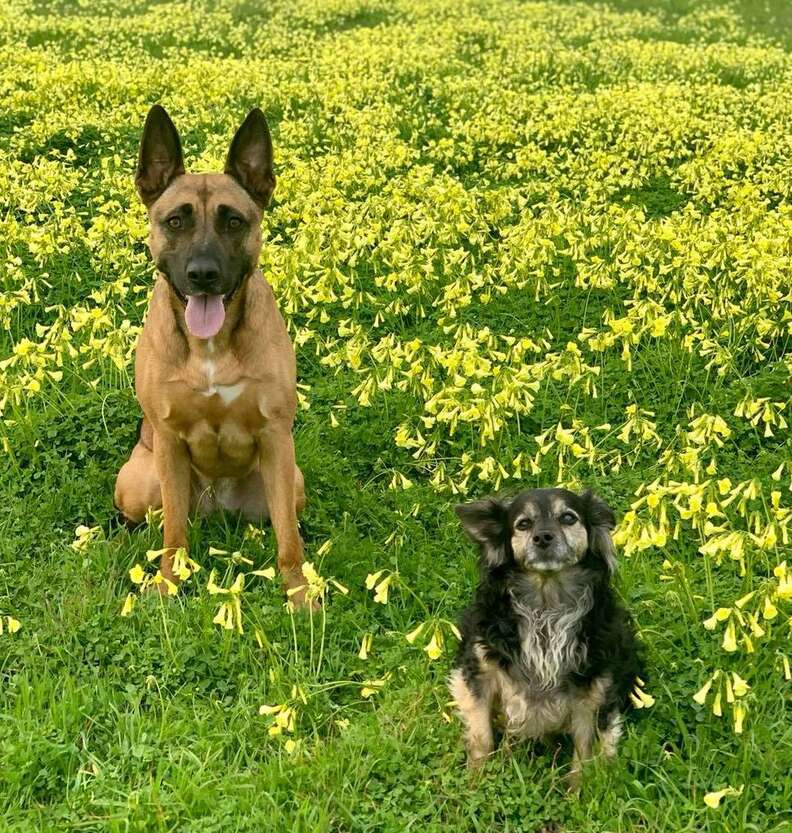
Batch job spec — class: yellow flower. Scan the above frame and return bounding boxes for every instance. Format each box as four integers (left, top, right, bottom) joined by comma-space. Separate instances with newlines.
250, 567, 276, 580
213, 602, 234, 630
732, 702, 746, 734
361, 679, 385, 698
748, 614, 765, 637
703, 608, 730, 630
629, 680, 655, 709
721, 621, 737, 652
70, 524, 102, 552
365, 570, 385, 590
734, 591, 755, 609
731, 672, 750, 698
693, 676, 714, 705
120, 594, 135, 617
424, 628, 443, 660
712, 689, 722, 717
146, 547, 169, 562
762, 596, 778, 621
405, 622, 425, 644
358, 633, 372, 660
152, 572, 178, 596
129, 564, 146, 584
206, 570, 225, 594
703, 785, 743, 809
373, 575, 392, 604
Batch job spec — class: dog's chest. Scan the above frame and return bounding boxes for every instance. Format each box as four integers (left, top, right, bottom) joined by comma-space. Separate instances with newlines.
165, 356, 267, 477
198, 357, 246, 405
498, 677, 575, 738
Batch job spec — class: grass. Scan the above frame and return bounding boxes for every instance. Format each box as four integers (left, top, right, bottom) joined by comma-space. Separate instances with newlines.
1, 0, 792, 831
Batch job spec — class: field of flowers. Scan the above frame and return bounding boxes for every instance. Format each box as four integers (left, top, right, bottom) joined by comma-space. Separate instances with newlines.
1, 0, 791, 830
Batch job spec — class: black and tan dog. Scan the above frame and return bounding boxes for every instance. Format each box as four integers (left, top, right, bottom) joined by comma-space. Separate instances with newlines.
114, 105, 308, 604
450, 488, 641, 786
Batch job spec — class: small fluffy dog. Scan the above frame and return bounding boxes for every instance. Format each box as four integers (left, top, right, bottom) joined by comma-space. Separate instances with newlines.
449, 488, 641, 784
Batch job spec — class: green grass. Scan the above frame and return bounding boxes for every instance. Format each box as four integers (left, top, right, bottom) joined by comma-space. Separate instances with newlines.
1, 0, 792, 831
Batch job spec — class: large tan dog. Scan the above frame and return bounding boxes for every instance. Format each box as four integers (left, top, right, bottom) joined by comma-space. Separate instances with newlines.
114, 105, 307, 604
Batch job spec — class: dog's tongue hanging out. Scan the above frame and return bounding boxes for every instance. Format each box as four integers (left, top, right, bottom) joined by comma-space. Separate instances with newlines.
185, 294, 225, 339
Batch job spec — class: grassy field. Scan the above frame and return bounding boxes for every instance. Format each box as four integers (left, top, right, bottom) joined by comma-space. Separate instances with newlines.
1, 0, 792, 830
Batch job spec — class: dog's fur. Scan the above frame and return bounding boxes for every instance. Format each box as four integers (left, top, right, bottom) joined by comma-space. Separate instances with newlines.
114, 105, 308, 603
449, 488, 641, 785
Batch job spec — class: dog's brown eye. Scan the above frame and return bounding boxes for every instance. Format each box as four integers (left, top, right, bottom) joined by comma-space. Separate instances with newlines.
559, 512, 577, 525
515, 518, 533, 531
228, 216, 243, 230
167, 216, 182, 230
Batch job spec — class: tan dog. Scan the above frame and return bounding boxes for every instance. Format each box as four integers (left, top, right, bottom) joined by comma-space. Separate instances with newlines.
114, 105, 307, 604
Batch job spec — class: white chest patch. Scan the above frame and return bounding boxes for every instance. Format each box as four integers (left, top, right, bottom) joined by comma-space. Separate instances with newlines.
215, 383, 245, 404
200, 380, 245, 404
511, 586, 594, 691
199, 359, 245, 404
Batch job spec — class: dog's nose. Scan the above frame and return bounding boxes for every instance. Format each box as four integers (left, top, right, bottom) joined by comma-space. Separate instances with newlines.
186, 258, 221, 291
533, 531, 555, 548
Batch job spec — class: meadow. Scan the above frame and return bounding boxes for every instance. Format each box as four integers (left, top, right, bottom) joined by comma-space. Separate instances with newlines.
1, 0, 791, 830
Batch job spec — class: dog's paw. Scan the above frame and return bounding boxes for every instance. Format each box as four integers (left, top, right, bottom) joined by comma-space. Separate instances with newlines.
282, 573, 320, 611
465, 749, 492, 775
564, 769, 582, 797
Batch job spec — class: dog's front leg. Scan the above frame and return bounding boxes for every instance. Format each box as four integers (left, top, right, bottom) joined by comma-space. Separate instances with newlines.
259, 422, 306, 605
153, 430, 191, 587
568, 708, 596, 793
449, 669, 494, 769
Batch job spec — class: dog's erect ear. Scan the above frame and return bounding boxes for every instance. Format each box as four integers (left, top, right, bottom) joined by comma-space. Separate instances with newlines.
455, 498, 509, 567
135, 105, 185, 208
225, 109, 276, 209
582, 490, 617, 573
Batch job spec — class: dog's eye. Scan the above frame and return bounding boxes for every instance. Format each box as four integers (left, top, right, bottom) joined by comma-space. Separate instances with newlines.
167, 216, 182, 230
228, 216, 243, 230
515, 518, 533, 531
559, 512, 577, 525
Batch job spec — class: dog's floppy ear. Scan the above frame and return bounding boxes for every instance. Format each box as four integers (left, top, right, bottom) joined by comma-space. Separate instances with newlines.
225, 108, 276, 208
135, 105, 185, 207
582, 490, 617, 573
455, 498, 510, 567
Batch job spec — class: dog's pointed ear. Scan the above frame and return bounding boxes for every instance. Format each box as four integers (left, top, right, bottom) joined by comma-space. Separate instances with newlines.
455, 498, 509, 567
135, 105, 185, 208
582, 490, 617, 573
225, 108, 276, 208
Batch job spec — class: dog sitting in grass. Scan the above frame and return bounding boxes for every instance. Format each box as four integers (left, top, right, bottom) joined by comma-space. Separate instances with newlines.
449, 488, 642, 786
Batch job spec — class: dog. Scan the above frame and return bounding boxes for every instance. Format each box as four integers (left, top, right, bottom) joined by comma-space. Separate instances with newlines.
114, 105, 308, 605
449, 488, 641, 786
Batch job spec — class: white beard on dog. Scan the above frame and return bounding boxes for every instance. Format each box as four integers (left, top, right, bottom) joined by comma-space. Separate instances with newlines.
510, 582, 594, 690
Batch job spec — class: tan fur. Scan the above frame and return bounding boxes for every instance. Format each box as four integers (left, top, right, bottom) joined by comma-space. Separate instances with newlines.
599, 712, 623, 760
511, 496, 588, 567
448, 668, 494, 768
450, 642, 616, 784
114, 168, 308, 604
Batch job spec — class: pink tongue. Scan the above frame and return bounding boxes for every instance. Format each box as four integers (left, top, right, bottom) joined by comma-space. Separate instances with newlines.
185, 294, 225, 339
